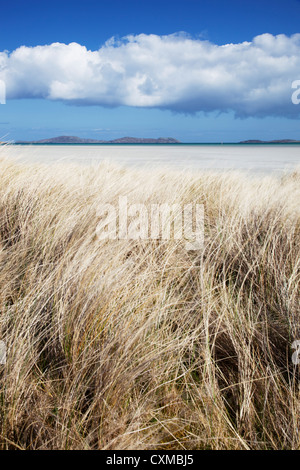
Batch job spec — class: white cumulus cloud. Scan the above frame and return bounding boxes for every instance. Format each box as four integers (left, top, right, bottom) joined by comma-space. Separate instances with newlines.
0, 32, 300, 117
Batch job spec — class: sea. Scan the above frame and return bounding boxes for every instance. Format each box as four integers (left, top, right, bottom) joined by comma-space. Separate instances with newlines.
2, 143, 300, 174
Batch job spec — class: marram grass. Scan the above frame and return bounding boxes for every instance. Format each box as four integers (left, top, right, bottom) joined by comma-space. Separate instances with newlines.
0, 157, 299, 450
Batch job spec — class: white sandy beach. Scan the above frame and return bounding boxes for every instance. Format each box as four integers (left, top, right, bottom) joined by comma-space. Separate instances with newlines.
1, 144, 300, 174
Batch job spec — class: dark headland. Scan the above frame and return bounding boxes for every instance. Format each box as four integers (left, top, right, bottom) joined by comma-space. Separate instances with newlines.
11, 136, 300, 144
15, 136, 181, 144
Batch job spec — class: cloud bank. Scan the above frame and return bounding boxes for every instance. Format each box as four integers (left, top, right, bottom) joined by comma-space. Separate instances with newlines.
1, 33, 300, 117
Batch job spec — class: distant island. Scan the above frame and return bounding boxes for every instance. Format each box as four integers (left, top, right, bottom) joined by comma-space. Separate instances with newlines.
16, 136, 181, 144
6, 136, 299, 145
239, 139, 300, 143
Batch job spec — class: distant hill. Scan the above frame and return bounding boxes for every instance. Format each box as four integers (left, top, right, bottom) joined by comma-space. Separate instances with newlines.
16, 136, 180, 144
106, 137, 180, 144
240, 139, 300, 143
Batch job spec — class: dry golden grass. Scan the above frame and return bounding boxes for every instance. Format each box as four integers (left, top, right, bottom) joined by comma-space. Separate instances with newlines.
0, 156, 299, 450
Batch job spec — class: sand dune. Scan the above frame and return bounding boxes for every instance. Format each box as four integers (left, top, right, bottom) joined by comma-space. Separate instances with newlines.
0, 156, 299, 449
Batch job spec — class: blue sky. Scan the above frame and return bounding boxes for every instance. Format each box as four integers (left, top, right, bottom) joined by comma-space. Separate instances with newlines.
0, 0, 300, 142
